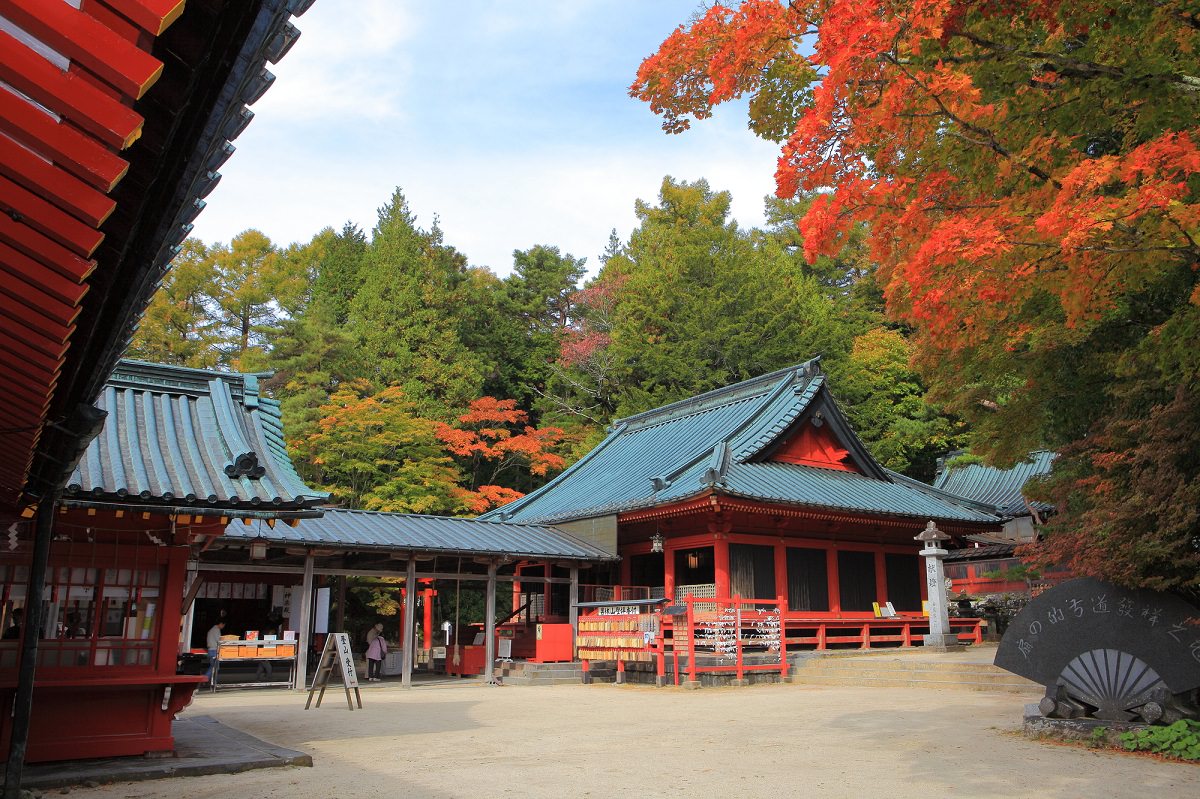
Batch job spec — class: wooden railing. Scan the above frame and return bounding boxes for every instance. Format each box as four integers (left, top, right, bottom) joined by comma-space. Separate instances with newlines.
781, 617, 984, 650
574, 593, 987, 685
681, 595, 787, 684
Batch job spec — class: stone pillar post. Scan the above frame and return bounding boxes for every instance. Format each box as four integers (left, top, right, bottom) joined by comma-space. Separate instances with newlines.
915, 521, 958, 650
484, 561, 498, 684
402, 556, 416, 688
295, 552, 314, 689
569, 566, 579, 660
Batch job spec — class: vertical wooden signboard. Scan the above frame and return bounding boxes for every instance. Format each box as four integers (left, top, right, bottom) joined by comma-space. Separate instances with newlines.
305, 632, 363, 710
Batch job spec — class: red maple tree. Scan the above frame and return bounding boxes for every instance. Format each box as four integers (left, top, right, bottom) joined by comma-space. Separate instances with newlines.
436, 397, 566, 513
633, 1, 1200, 593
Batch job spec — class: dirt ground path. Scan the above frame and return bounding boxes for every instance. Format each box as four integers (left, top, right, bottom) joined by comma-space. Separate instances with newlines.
70, 681, 1197, 799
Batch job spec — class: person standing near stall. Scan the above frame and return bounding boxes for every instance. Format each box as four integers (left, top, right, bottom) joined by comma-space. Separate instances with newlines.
365, 622, 387, 682
205, 619, 225, 683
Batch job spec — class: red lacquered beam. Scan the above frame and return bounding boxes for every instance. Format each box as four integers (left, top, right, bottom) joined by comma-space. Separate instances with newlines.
0, 86, 129, 191
0, 126, 116, 226
0, 283, 73, 345
0, 240, 90, 308
0, 0, 164, 99
0, 341, 60, 388
0, 312, 68, 363
0, 29, 143, 150
0, 210, 96, 283
0, 266, 86, 330
0, 173, 104, 257
98, 0, 186, 36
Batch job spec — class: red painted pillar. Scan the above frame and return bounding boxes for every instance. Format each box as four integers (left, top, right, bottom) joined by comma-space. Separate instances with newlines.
776, 595, 789, 678
686, 596, 697, 683
874, 551, 888, 608
826, 548, 841, 614
663, 547, 676, 603
421, 585, 434, 653
774, 543, 788, 611
714, 538, 730, 599
619, 552, 632, 587
157, 547, 189, 673
512, 565, 522, 615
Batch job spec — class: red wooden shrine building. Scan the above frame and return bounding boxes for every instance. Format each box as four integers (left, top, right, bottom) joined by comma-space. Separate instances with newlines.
483, 360, 1007, 649
1, 360, 325, 761
0, 0, 315, 782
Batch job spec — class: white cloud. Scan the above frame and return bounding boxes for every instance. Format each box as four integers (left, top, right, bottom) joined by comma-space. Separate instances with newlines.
194, 113, 781, 277
191, 2, 788, 277
251, 0, 416, 123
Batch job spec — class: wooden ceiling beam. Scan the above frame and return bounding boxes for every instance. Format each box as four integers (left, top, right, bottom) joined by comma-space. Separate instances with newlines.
0, 174, 105, 257
98, 0, 187, 37
0, 133, 116, 226
0, 240, 91, 307
0, 211, 96, 283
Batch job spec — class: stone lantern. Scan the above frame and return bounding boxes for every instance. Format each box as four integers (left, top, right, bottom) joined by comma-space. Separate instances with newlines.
915, 521, 959, 650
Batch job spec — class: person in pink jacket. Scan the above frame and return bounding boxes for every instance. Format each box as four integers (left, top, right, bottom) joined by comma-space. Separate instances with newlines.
365, 622, 388, 681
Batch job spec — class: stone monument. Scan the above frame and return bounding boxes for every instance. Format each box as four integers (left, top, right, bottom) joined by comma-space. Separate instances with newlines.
995, 577, 1200, 724
915, 521, 959, 650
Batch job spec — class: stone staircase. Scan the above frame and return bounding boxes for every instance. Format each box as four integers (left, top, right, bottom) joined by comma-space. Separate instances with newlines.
493, 661, 609, 686
787, 651, 1041, 694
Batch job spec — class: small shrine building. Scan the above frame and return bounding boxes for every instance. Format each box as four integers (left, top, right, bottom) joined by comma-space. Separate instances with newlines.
933, 452, 1062, 596
0, 360, 327, 762
482, 360, 1007, 644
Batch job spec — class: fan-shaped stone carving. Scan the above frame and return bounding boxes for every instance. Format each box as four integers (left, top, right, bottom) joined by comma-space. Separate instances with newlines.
1059, 649, 1163, 721
995, 577, 1200, 725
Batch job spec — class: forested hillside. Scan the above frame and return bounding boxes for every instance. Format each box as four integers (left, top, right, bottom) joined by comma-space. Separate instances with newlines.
127, 178, 967, 513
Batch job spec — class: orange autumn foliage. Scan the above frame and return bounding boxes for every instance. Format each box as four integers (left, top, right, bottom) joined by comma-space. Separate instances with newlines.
633, 1, 1199, 462
436, 396, 566, 512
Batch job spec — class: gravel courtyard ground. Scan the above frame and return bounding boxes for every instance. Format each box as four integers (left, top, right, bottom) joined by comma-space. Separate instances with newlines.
69, 680, 1198, 799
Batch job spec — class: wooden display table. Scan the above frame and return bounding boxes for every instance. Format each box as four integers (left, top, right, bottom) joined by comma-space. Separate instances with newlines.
212, 639, 297, 690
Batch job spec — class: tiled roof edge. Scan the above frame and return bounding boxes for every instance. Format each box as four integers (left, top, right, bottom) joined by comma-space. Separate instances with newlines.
886, 469, 1005, 518
613, 357, 822, 432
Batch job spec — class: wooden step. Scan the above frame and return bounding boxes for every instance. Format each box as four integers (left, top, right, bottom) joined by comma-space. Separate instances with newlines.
787, 673, 1039, 693
787, 652, 1039, 693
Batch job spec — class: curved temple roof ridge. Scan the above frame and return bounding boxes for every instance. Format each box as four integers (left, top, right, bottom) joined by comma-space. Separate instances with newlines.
612, 357, 823, 433
221, 506, 619, 562
481, 358, 1005, 527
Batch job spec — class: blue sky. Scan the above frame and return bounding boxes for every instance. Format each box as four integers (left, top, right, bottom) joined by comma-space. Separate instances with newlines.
190, 1, 780, 276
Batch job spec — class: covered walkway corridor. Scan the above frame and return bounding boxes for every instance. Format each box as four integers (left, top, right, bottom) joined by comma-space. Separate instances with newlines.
189, 508, 618, 689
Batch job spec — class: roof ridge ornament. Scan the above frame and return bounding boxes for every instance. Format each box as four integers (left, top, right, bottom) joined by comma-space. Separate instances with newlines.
224, 451, 265, 480
700, 442, 730, 487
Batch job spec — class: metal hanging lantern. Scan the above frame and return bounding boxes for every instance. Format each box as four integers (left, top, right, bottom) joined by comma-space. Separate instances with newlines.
649, 531, 664, 554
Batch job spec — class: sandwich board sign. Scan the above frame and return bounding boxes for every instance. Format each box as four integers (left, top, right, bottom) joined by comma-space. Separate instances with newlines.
305, 632, 363, 710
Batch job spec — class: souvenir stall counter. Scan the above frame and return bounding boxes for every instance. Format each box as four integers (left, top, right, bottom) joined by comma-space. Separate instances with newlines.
211, 638, 298, 690
0, 538, 204, 762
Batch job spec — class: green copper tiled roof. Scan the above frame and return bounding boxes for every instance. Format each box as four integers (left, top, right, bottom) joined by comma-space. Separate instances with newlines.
223, 507, 617, 562
482, 360, 1002, 527
933, 451, 1056, 517
65, 360, 327, 515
